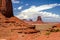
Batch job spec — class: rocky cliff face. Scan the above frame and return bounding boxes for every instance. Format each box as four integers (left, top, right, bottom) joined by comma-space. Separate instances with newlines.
0, 0, 13, 18
0, 13, 39, 39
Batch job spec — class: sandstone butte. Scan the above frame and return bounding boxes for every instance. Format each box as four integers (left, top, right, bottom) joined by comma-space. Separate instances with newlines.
0, 0, 60, 40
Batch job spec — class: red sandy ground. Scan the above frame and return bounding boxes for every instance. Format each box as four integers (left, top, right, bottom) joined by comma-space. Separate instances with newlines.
0, 32, 60, 40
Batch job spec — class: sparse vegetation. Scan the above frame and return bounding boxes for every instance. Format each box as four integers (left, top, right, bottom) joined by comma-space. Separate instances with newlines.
50, 28, 60, 32
50, 29, 55, 32
45, 31, 51, 35
55, 29, 60, 32
45, 28, 60, 35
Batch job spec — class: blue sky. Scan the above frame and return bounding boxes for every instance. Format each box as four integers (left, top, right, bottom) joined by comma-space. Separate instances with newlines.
12, 0, 60, 22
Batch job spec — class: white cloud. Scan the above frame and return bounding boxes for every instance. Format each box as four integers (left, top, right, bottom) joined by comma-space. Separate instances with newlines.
21, 3, 60, 12
16, 11, 60, 19
12, 0, 20, 3
18, 6, 23, 10
43, 17, 60, 22
16, 3, 60, 22
25, 4, 29, 6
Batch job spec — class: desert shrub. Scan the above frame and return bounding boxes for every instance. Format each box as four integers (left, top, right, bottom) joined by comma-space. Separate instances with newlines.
55, 29, 60, 32
50, 28, 60, 32
50, 29, 55, 32
52, 26, 56, 28
45, 31, 51, 35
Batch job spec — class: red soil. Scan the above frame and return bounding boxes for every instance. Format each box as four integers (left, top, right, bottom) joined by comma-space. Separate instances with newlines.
0, 32, 60, 40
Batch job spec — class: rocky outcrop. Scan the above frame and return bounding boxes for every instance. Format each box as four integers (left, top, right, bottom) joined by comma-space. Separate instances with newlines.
37, 16, 42, 22
0, 0, 13, 18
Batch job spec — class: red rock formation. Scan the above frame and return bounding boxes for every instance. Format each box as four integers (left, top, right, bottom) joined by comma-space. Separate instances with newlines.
55, 23, 60, 27
0, 0, 13, 18
33, 16, 43, 24
22, 16, 43, 25
23, 19, 27, 22
29, 19, 33, 21
37, 16, 42, 22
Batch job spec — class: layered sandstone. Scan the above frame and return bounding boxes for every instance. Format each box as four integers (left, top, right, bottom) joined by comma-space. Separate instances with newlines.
0, 0, 13, 18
